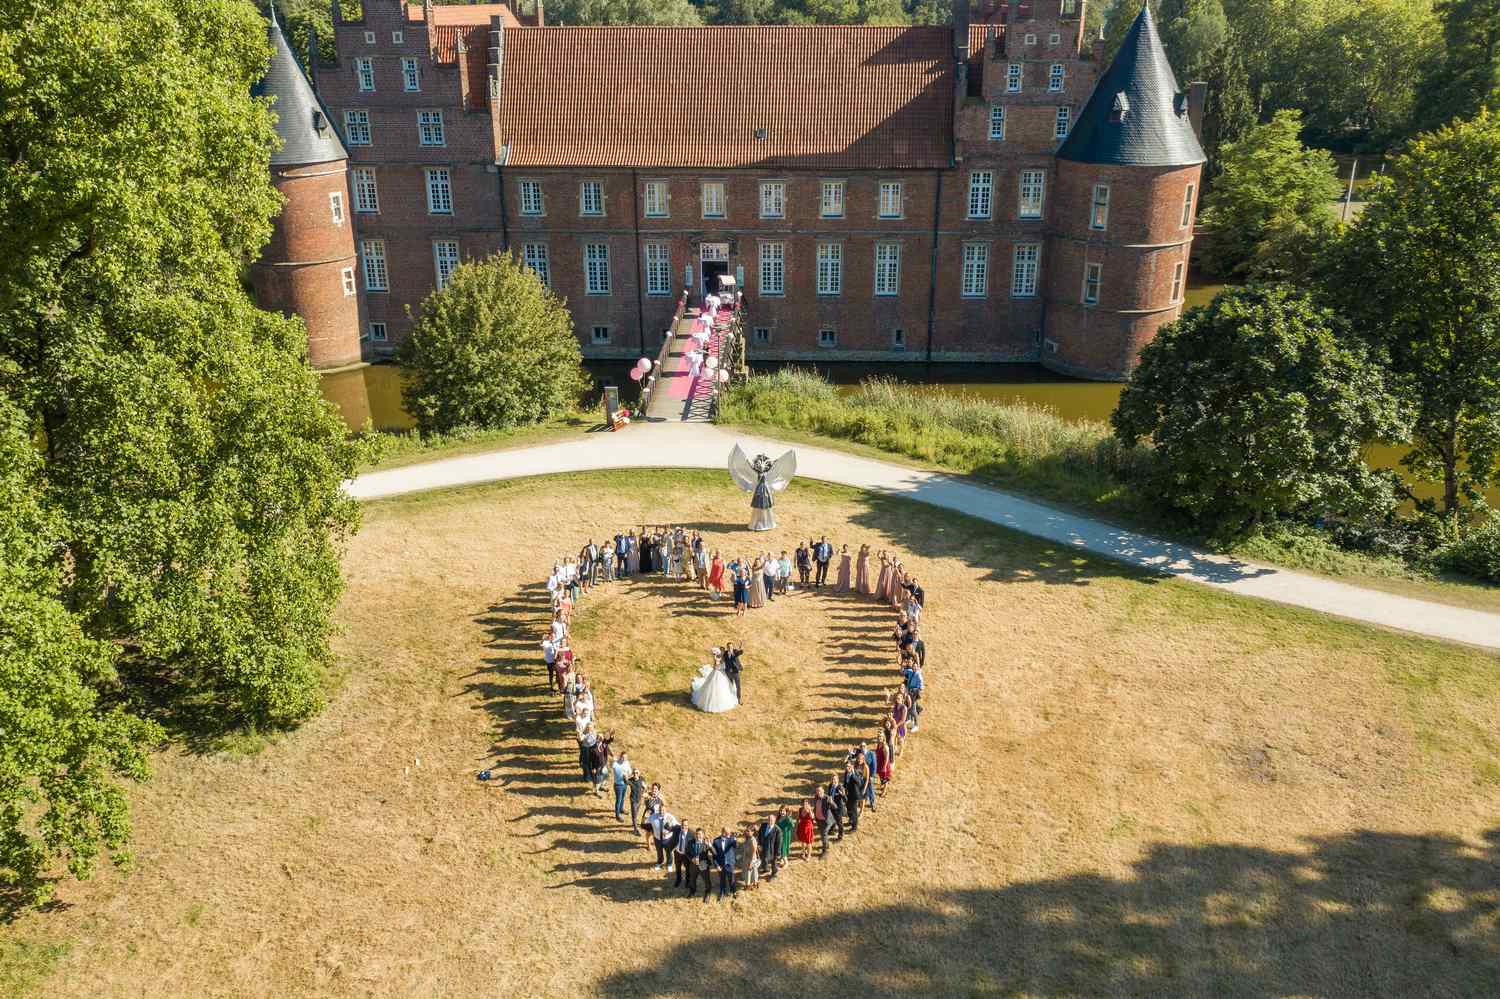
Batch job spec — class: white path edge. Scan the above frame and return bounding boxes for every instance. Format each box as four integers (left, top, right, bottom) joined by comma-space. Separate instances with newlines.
348, 423, 1500, 651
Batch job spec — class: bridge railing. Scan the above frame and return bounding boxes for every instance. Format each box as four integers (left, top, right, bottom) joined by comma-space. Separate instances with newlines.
635, 293, 687, 419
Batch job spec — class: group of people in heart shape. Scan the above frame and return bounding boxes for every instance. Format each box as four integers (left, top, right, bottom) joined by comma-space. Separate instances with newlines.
537, 526, 929, 900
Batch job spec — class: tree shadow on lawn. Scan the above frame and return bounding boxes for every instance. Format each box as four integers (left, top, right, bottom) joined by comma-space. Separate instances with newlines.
596, 828, 1500, 998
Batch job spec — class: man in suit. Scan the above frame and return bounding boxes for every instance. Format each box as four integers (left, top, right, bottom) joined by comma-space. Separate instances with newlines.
795, 543, 812, 587
673, 825, 694, 888
758, 813, 782, 879
843, 761, 866, 832
615, 533, 629, 578
722, 644, 743, 702
586, 539, 601, 585
682, 827, 707, 896
814, 535, 833, 587
713, 827, 738, 899
813, 786, 832, 857
627, 770, 646, 833
761, 555, 777, 603
825, 775, 846, 842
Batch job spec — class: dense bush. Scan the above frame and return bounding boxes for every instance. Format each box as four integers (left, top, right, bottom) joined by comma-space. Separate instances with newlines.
1112, 285, 1403, 537
398, 253, 589, 436
1436, 512, 1500, 582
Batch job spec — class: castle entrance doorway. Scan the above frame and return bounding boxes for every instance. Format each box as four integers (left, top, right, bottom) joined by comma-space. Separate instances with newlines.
700, 242, 730, 298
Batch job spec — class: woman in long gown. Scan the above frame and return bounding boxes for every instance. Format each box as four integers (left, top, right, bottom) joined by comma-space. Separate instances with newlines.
835, 544, 852, 591
795, 801, 816, 860
748, 558, 767, 608
775, 806, 794, 868
888, 559, 905, 608
627, 533, 641, 575
708, 550, 725, 598
875, 552, 891, 602
855, 543, 872, 594
691, 649, 739, 712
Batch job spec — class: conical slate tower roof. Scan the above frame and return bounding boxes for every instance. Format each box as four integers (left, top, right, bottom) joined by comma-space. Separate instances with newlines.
252, 9, 347, 167
1058, 5, 1205, 167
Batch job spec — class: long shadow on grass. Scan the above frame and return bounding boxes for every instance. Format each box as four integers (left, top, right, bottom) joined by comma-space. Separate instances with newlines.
597, 828, 1500, 998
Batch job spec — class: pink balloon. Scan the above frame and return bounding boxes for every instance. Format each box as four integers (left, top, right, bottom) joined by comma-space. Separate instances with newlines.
638, 358, 653, 371
629, 368, 643, 381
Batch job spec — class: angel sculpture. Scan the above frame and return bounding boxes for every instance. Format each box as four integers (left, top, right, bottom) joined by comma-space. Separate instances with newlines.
728, 445, 797, 531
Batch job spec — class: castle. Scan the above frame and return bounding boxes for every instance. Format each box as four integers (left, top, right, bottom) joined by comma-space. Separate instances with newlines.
253, 0, 1205, 380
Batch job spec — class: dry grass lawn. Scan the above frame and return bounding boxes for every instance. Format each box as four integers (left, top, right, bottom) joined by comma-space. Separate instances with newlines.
6, 470, 1500, 997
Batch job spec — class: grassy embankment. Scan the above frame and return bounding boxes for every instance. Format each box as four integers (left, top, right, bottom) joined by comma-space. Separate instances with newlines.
718, 368, 1500, 611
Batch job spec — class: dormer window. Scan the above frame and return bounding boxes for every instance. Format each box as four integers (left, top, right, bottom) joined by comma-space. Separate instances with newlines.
1174, 92, 1190, 117
1111, 92, 1131, 123
311, 110, 326, 133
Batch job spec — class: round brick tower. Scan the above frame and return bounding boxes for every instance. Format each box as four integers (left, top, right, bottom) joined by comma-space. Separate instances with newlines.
1043, 5, 1205, 381
251, 11, 364, 370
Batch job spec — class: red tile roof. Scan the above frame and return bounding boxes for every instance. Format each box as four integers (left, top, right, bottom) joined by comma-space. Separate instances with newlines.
496, 26, 956, 170
407, 2, 520, 27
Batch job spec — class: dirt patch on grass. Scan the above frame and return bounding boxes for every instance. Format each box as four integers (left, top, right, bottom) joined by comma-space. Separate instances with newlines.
9, 471, 1499, 997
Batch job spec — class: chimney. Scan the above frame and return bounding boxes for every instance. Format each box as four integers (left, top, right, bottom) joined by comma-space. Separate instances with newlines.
533, 0, 546, 26
1187, 80, 1209, 142
952, 0, 971, 64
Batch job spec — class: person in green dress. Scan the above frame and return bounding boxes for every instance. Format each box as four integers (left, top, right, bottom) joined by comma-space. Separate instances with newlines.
775, 804, 794, 870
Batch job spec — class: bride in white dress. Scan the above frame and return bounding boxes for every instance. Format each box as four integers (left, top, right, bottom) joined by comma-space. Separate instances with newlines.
690, 648, 739, 713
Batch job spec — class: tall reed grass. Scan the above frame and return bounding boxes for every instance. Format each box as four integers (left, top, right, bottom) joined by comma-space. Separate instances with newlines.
719, 369, 1151, 513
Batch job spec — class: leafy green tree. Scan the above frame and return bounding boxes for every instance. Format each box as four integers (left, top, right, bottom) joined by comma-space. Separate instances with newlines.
1415, 0, 1500, 133
550, 0, 704, 24
399, 254, 589, 435
0, 0, 362, 736
1101, 0, 1149, 63
1327, 112, 1500, 528
1298, 0, 1438, 146
1112, 285, 1402, 536
0, 392, 160, 907
1197, 110, 1342, 278
1158, 0, 1227, 80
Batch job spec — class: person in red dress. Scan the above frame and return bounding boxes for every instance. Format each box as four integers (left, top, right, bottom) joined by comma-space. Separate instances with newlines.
708, 550, 726, 600
795, 800, 816, 860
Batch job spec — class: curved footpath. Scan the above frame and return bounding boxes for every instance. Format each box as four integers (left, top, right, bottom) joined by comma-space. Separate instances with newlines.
348, 423, 1500, 651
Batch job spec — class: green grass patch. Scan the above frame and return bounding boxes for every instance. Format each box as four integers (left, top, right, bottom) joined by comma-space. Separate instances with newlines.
0, 937, 69, 996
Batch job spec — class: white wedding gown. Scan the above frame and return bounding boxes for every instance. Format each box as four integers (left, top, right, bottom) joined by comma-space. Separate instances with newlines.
690, 665, 739, 713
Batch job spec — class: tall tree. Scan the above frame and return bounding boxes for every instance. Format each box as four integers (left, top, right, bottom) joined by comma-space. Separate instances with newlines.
549, 0, 704, 23
0, 0, 361, 735
1328, 112, 1500, 527
1158, 0, 1228, 81
1112, 285, 1402, 536
1298, 0, 1438, 147
1197, 110, 1342, 278
1415, 0, 1500, 133
0, 388, 160, 907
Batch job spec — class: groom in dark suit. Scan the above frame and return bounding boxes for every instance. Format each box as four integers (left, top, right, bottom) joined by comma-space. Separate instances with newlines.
712, 827, 738, 899
722, 644, 743, 702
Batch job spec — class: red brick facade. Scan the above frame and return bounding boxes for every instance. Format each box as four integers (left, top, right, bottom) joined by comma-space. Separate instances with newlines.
295, 0, 1202, 379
